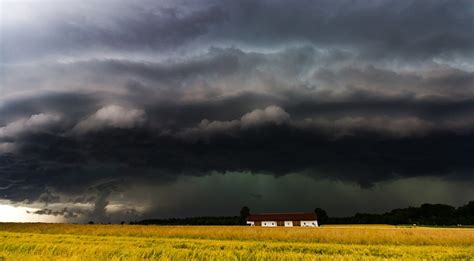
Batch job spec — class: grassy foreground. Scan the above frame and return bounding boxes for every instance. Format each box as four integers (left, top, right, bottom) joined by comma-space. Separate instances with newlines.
0, 224, 472, 260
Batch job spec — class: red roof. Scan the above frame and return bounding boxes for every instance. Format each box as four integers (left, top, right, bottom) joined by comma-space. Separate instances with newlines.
246, 212, 317, 221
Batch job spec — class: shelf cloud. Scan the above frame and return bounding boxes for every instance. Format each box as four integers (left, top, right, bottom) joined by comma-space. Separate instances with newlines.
1, 0, 473, 221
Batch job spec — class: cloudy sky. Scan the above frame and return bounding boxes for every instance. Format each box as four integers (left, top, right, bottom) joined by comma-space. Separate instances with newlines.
0, 0, 473, 223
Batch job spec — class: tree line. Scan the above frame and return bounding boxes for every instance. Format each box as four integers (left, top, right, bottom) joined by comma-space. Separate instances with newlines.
327, 201, 474, 226
130, 201, 474, 226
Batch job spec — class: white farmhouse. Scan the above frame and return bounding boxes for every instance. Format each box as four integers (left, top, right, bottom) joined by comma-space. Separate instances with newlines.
246, 212, 318, 227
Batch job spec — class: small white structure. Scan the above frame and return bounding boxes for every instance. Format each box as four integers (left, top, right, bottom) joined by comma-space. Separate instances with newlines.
301, 220, 318, 227
246, 212, 318, 227
261, 221, 277, 227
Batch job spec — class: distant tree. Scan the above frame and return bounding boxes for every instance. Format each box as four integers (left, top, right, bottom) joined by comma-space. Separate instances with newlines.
88, 221, 94, 224
456, 201, 474, 225
314, 208, 328, 225
120, 221, 125, 225
240, 206, 250, 225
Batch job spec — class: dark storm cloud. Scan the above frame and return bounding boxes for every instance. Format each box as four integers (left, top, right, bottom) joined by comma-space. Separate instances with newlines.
73, 49, 241, 83
1, 0, 473, 219
1, 51, 474, 205
313, 66, 474, 95
4, 46, 473, 125
2, 101, 474, 205
217, 0, 474, 60
2, 0, 472, 62
0, 92, 100, 126
1, 0, 226, 62
28, 207, 81, 218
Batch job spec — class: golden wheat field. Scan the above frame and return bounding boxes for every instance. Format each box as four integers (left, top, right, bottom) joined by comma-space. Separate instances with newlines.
0, 223, 472, 260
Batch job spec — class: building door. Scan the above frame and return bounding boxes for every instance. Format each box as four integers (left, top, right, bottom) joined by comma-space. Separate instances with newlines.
277, 221, 284, 226
255, 221, 261, 226
293, 220, 301, 226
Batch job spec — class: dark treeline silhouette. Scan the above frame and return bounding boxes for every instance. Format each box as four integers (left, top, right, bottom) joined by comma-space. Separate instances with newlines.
134, 207, 250, 226
134, 216, 241, 226
328, 201, 474, 226
132, 202, 474, 226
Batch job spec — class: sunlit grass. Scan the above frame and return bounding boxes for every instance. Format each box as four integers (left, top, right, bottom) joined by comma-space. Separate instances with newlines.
0, 223, 472, 260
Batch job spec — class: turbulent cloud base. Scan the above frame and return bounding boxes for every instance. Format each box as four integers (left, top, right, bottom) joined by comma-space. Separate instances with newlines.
0, 0, 473, 222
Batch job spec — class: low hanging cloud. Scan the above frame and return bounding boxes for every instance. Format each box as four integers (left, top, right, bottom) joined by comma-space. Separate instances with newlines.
0, 113, 62, 153
240, 106, 290, 128
298, 116, 434, 138
0, 113, 62, 139
0, 142, 15, 153
28, 207, 82, 219
181, 105, 438, 139
25, 181, 124, 222
73, 105, 146, 134
180, 105, 290, 139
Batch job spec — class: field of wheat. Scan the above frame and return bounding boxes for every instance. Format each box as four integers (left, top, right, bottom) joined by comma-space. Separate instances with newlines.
0, 223, 472, 260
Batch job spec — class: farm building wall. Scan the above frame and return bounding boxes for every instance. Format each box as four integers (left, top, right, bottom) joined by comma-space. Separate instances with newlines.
301, 220, 318, 227
247, 220, 318, 227
261, 221, 277, 227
